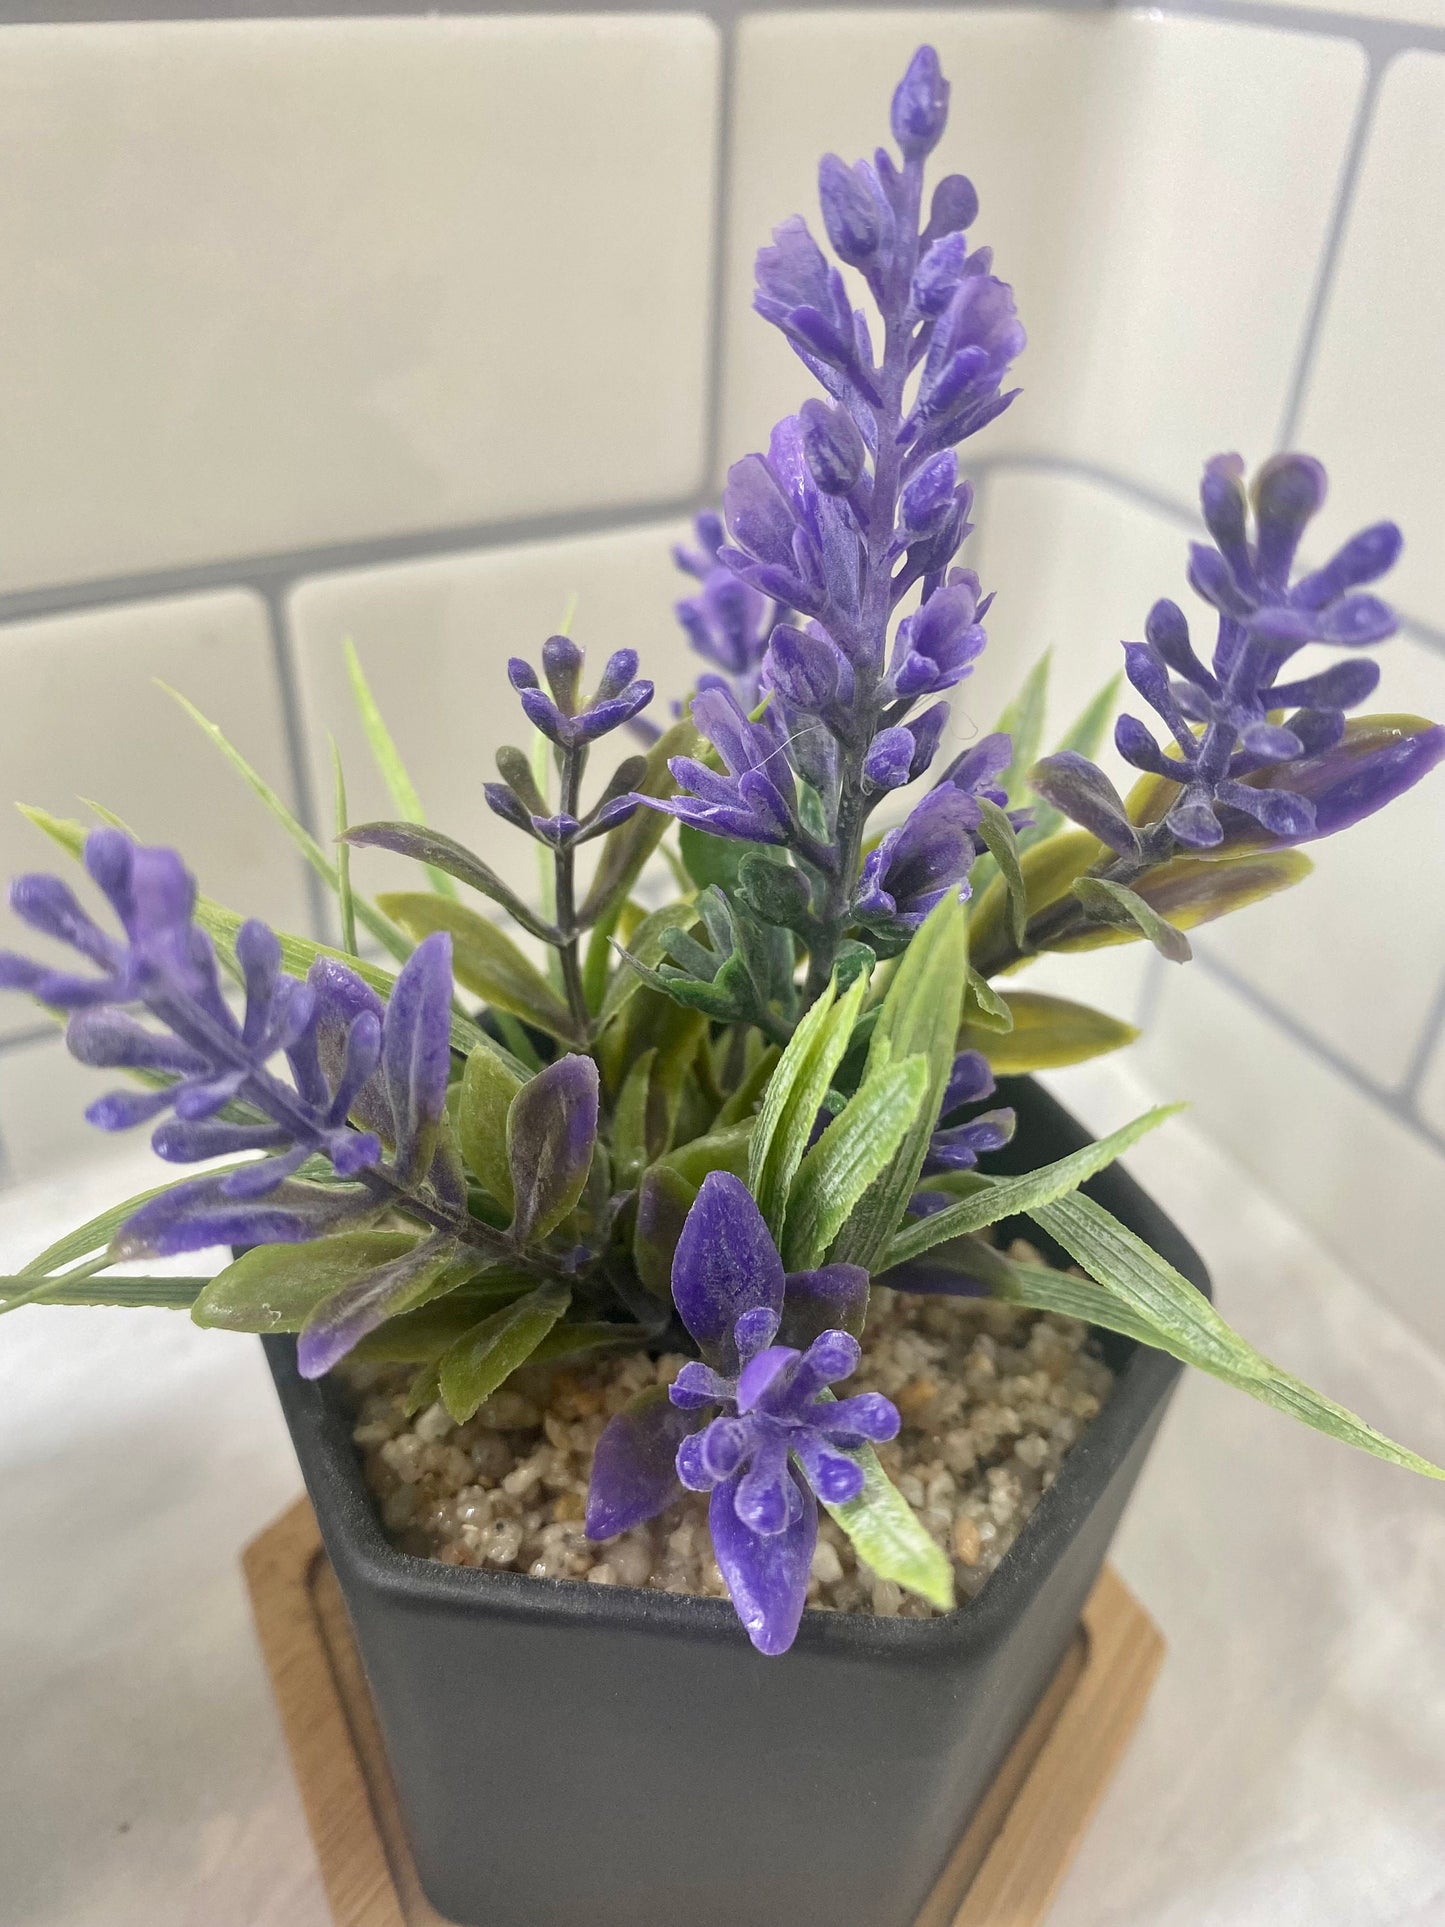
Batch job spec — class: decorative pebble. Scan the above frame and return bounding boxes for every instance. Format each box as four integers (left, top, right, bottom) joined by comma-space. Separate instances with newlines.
347, 1291, 1113, 1619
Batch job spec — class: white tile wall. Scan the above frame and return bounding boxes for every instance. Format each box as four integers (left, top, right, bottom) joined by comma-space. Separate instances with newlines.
0, 588, 309, 1042
0, 16, 718, 592
0, 1030, 144, 1186
288, 521, 698, 911
720, 9, 1362, 501
1295, 51, 1445, 636
1418, 1024, 1445, 1140
1135, 963, 1445, 1353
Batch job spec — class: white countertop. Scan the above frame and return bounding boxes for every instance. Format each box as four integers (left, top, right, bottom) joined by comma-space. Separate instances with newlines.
3, 1062, 1443, 1927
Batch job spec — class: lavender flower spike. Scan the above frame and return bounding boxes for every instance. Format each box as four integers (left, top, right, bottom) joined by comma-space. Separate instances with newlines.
507, 636, 654, 747
585, 1171, 891, 1654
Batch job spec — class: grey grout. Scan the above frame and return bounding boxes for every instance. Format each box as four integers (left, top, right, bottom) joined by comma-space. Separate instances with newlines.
1399, 964, 1445, 1107
258, 581, 330, 937
699, 18, 739, 497
1275, 49, 1386, 449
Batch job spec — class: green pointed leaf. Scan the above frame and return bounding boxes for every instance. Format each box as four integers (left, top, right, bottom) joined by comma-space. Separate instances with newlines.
883, 1104, 1181, 1271
351, 823, 555, 943
438, 1282, 572, 1423
380, 892, 583, 1044
159, 686, 412, 962
612, 1047, 657, 1184
961, 967, 1013, 1033
822, 1432, 955, 1611
830, 892, 970, 1269
748, 973, 867, 1242
598, 904, 700, 1030
192, 1231, 444, 1334
995, 651, 1051, 808
783, 1052, 929, 1269
1071, 877, 1192, 963
678, 823, 745, 891
1055, 850, 1314, 954
958, 990, 1139, 1072
974, 797, 1029, 951
1023, 1193, 1445, 1482
344, 639, 457, 897
458, 1040, 524, 1209
968, 828, 1102, 976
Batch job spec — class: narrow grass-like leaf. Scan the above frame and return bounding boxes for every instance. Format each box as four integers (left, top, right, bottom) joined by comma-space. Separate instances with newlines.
822, 1432, 955, 1610
160, 685, 412, 962
830, 893, 970, 1269
331, 740, 359, 958
1072, 877, 1192, 963
344, 638, 457, 898
783, 1054, 928, 1269
883, 1104, 1181, 1270
1026, 1193, 1445, 1481
747, 974, 866, 1243
438, 1282, 572, 1423
995, 651, 1050, 808
0, 1273, 210, 1310
379, 892, 582, 1044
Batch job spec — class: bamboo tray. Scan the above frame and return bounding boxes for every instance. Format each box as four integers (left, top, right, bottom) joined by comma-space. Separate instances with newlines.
245, 1497, 1162, 1927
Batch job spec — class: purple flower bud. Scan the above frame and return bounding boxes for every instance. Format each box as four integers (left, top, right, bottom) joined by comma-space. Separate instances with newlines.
1252, 453, 1327, 589
912, 231, 969, 315
921, 172, 979, 246
817, 153, 883, 266
864, 726, 917, 790
724, 451, 798, 570
541, 634, 583, 714
901, 451, 959, 531
799, 397, 866, 496
891, 44, 949, 158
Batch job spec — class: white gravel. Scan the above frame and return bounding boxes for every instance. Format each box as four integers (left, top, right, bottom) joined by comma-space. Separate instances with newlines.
346, 1243, 1114, 1618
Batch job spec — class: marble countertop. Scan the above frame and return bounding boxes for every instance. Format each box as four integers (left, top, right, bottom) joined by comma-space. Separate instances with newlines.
3, 1060, 1443, 1927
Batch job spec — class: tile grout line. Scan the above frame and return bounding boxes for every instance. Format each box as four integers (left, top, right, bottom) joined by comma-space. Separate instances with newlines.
698, 13, 738, 496
1275, 44, 1388, 450
1397, 964, 1445, 1109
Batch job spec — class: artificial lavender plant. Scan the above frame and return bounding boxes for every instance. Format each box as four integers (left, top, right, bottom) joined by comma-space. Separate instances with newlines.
3, 46, 1442, 1656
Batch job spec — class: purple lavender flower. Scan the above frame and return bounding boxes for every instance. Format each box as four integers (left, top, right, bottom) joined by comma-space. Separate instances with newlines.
853, 788, 982, 934
507, 636, 654, 748
1108, 453, 1409, 848
673, 508, 780, 706
644, 681, 827, 859
922, 1050, 1016, 1174
645, 44, 1024, 995
585, 1171, 895, 1655
0, 830, 458, 1263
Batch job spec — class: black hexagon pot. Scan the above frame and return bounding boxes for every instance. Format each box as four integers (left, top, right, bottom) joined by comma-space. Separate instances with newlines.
264, 1075, 1208, 1927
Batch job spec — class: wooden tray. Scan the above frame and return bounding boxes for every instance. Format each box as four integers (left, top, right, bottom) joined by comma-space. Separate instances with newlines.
244, 1497, 1162, 1927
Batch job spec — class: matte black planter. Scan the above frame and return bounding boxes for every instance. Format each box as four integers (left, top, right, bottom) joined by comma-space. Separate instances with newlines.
265, 1076, 1209, 1927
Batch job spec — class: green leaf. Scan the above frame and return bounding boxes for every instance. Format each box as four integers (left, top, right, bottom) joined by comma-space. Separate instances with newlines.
160, 685, 412, 963
344, 638, 457, 898
1022, 1194, 1445, 1482
822, 1432, 955, 1611
678, 823, 745, 891
437, 1282, 572, 1423
968, 828, 1102, 976
15, 806, 501, 1072
995, 651, 1050, 808
783, 1052, 929, 1269
1071, 877, 1192, 963
579, 718, 701, 925
0, 1273, 209, 1310
598, 903, 699, 1030
958, 989, 1139, 1072
192, 1232, 449, 1333
1056, 850, 1314, 955
380, 892, 583, 1044
830, 892, 970, 1270
747, 973, 867, 1243
883, 1104, 1182, 1271
612, 1047, 657, 1184
331, 741, 359, 958
350, 822, 556, 944
457, 1041, 523, 1209
961, 967, 1013, 1033
974, 797, 1029, 951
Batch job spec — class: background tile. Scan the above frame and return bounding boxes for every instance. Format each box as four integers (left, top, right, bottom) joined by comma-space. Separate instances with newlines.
0, 1031, 141, 1185
287, 521, 698, 916
0, 587, 309, 1041
1296, 51, 1445, 636
0, 15, 718, 591
720, 9, 1361, 502
1132, 961, 1445, 1352
1201, 636, 1445, 1087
